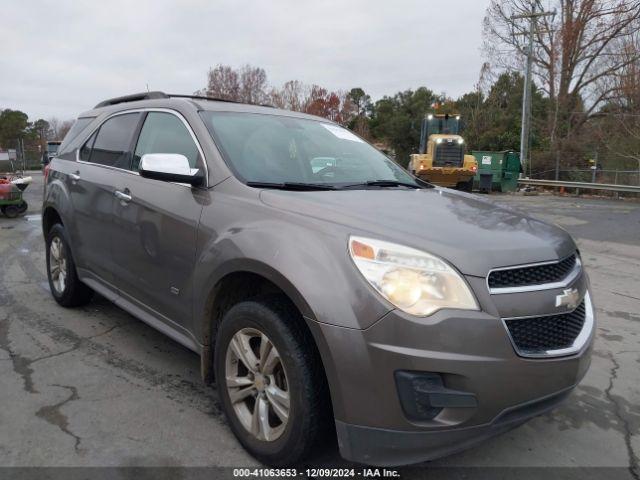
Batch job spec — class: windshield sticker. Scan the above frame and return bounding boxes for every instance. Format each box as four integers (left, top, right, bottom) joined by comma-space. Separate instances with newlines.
321, 124, 364, 143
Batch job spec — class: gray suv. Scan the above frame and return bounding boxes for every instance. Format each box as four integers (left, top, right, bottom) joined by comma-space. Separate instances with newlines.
43, 92, 594, 466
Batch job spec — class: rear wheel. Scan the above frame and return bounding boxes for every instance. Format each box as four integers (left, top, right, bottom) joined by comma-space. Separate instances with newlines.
1, 204, 20, 218
214, 297, 329, 465
46, 224, 93, 307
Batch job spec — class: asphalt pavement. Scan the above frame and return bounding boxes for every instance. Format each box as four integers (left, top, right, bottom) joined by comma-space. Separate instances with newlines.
0, 172, 638, 478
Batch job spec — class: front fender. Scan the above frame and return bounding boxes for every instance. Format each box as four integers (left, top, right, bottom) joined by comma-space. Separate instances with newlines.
192, 193, 393, 343
201, 256, 315, 320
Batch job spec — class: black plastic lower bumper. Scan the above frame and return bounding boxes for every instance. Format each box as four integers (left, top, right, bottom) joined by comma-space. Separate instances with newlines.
335, 387, 573, 466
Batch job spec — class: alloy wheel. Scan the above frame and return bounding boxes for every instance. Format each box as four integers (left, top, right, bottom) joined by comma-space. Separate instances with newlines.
49, 236, 67, 294
225, 328, 290, 441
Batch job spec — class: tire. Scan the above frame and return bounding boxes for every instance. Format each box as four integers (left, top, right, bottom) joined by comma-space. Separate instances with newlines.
2, 205, 20, 218
45, 223, 93, 307
214, 296, 330, 466
456, 179, 473, 192
464, 178, 474, 192
17, 200, 28, 214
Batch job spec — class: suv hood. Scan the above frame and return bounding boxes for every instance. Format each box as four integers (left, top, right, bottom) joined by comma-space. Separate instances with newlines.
260, 187, 576, 277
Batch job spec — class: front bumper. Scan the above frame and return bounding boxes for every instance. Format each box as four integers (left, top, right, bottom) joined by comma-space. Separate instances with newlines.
336, 386, 574, 466
307, 274, 594, 466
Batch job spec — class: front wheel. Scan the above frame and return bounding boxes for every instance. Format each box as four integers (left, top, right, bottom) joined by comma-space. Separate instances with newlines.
456, 178, 474, 192
464, 177, 474, 192
214, 297, 330, 465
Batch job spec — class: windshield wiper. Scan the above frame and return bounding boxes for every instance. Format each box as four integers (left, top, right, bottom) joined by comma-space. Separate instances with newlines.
342, 179, 428, 189
246, 181, 338, 191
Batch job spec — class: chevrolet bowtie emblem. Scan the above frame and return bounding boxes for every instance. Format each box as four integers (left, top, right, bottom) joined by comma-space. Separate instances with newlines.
556, 288, 580, 309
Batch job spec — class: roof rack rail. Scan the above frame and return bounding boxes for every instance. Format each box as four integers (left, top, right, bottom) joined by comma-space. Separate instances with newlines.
169, 94, 274, 107
167, 93, 239, 104
93, 92, 274, 109
94, 91, 169, 108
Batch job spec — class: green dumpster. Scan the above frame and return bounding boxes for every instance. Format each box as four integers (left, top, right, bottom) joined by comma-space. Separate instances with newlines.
472, 151, 521, 193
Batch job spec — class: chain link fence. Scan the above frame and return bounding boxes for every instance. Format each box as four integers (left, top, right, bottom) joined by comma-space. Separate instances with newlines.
0, 148, 43, 173
524, 150, 640, 197
529, 168, 640, 186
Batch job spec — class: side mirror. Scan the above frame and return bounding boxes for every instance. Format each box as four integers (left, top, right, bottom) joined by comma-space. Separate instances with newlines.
139, 153, 204, 186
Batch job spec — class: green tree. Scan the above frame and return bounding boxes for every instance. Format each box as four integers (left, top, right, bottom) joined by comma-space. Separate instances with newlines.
455, 72, 548, 152
346, 88, 372, 138
348, 88, 371, 116
0, 109, 30, 149
28, 119, 51, 149
369, 87, 436, 166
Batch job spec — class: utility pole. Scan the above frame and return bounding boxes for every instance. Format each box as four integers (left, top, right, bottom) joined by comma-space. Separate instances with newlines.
512, 4, 555, 177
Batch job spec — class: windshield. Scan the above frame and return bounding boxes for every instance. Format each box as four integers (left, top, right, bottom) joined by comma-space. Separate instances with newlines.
200, 111, 418, 187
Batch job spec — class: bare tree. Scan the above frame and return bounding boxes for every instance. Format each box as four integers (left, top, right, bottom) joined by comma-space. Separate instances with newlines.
592, 31, 640, 177
58, 120, 74, 140
197, 64, 270, 105
238, 65, 268, 105
47, 117, 73, 140
196, 64, 357, 124
48, 117, 62, 139
197, 64, 240, 101
484, 0, 640, 144
280, 80, 308, 111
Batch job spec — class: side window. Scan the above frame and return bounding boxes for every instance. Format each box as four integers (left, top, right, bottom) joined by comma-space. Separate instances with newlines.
59, 117, 95, 154
133, 112, 199, 171
89, 113, 141, 169
79, 131, 97, 161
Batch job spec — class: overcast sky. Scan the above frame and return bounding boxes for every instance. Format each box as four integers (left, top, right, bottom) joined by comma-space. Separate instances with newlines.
0, 0, 491, 121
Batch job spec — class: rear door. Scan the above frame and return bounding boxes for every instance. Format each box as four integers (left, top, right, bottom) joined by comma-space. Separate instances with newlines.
67, 112, 142, 286
109, 110, 206, 328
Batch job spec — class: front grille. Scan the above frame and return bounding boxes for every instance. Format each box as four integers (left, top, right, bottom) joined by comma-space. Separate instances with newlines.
488, 254, 577, 289
505, 301, 586, 355
433, 142, 464, 167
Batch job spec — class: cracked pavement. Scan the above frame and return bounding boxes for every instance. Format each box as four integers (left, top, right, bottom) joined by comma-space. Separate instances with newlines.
0, 174, 638, 476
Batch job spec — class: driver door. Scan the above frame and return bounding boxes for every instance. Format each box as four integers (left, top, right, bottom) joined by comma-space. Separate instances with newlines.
109, 111, 206, 329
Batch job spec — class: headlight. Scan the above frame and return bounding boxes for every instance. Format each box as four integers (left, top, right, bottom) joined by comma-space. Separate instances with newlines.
435, 138, 443, 144
457, 138, 464, 144
349, 236, 479, 316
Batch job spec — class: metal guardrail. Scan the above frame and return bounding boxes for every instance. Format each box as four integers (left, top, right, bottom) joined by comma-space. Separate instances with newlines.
518, 178, 640, 193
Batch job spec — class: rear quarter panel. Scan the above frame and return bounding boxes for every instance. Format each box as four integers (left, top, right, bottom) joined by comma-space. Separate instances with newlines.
43, 157, 78, 246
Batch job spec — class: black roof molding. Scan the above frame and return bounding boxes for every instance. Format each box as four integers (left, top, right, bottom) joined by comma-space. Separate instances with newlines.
94, 91, 274, 109
94, 91, 169, 108
167, 93, 239, 104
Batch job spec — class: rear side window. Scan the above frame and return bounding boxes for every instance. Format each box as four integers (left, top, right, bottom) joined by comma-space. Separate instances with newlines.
133, 112, 199, 171
79, 131, 97, 161
59, 117, 95, 154
86, 113, 141, 168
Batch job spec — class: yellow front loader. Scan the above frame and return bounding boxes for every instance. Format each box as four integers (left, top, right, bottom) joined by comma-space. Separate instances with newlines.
407, 114, 477, 191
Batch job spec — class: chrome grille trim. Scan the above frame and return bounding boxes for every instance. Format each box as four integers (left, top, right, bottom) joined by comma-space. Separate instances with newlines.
502, 291, 594, 358
487, 254, 582, 295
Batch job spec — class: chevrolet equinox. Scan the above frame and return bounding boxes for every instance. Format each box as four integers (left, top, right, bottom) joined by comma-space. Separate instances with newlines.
43, 92, 594, 466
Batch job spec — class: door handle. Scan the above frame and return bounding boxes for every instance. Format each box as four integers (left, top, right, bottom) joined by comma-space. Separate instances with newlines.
114, 190, 132, 203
